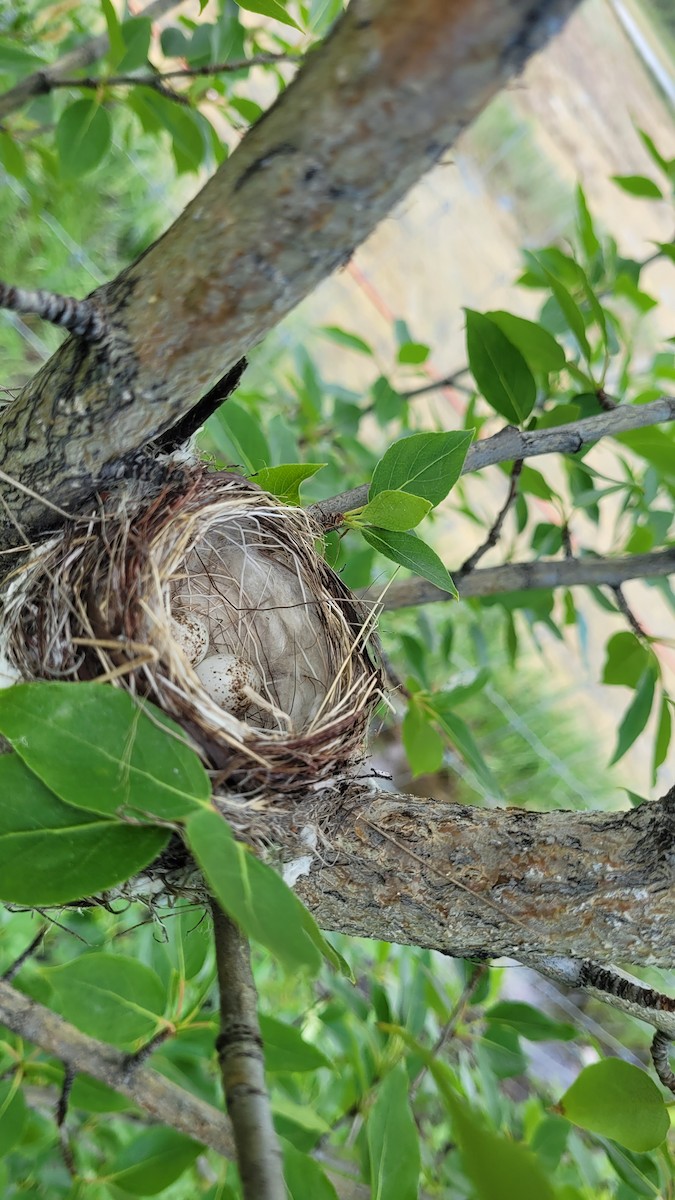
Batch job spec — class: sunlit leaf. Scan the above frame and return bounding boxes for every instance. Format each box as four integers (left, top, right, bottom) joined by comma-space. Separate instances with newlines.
612, 174, 663, 199
255, 462, 325, 503
610, 666, 657, 764
370, 430, 472, 506
367, 1065, 420, 1200
559, 1060, 669, 1152
361, 528, 457, 596
357, 490, 432, 531
234, 0, 301, 30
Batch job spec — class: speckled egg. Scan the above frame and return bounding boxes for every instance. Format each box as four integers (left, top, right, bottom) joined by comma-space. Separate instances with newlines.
194, 652, 261, 717
171, 613, 209, 666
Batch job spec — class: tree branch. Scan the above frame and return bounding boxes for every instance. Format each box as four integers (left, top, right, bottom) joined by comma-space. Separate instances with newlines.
374, 548, 675, 610
309, 396, 675, 522
294, 785, 675, 967
0, 282, 106, 342
458, 458, 522, 575
212, 902, 285, 1200
49, 54, 300, 95
0, 0, 183, 122
0, 977, 235, 1157
522, 956, 675, 1040
0, 0, 581, 560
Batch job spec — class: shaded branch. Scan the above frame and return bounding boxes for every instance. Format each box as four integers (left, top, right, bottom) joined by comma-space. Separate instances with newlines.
523, 957, 675, 1040
309, 396, 675, 522
212, 903, 285, 1200
50, 53, 300, 94
0, 977, 235, 1157
458, 458, 522, 576
294, 785, 675, 967
0, 0, 182, 122
374, 548, 675, 610
0, 0, 581, 560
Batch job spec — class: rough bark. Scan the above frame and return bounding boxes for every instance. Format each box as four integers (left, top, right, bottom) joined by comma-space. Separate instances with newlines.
294, 786, 675, 967
0, 0, 580, 557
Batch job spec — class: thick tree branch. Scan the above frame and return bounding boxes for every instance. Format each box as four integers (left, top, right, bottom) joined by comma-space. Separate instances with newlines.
212, 903, 285, 1200
0, 0, 183, 123
309, 396, 675, 522
294, 785, 675, 967
374, 548, 675, 609
0, 0, 581, 559
0, 977, 235, 1157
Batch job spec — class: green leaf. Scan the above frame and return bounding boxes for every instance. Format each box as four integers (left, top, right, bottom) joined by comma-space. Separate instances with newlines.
610, 666, 656, 765
559, 1060, 669, 1152
46, 954, 166, 1046
528, 254, 591, 363
653, 694, 671, 782
283, 1141, 339, 1200
617, 427, 675, 481
208, 398, 270, 471
371, 376, 404, 424
357, 490, 432, 531
402, 700, 444, 776
637, 128, 671, 176
397, 341, 429, 365
108, 1128, 201, 1193
602, 632, 651, 688
101, 0, 125, 63
485, 1001, 576, 1043
0, 1080, 26, 1157
485, 311, 566, 374
255, 462, 325, 504
370, 430, 473, 506
448, 1095, 556, 1200
56, 100, 112, 179
361, 528, 457, 597
320, 326, 372, 355
0, 755, 168, 906
0, 132, 25, 180
0, 682, 209, 821
69, 1076, 133, 1114
518, 465, 554, 500
575, 184, 601, 261
465, 310, 536, 423
187, 808, 328, 974
118, 17, 152, 72
428, 700, 496, 792
368, 1065, 420, 1200
260, 1015, 331, 1072
612, 174, 663, 199
234, 0, 301, 30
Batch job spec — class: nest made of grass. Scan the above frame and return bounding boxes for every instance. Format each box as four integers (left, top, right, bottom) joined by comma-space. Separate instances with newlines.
2, 467, 384, 837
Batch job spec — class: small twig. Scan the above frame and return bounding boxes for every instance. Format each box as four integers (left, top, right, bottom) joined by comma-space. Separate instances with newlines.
410, 963, 488, 1098
457, 460, 523, 577
0, 281, 106, 342
50, 53, 300, 95
2, 925, 48, 981
123, 1026, 173, 1069
211, 902, 285, 1200
399, 369, 472, 401
308, 396, 675, 524
610, 583, 648, 641
651, 1032, 675, 1095
56, 1065, 77, 1179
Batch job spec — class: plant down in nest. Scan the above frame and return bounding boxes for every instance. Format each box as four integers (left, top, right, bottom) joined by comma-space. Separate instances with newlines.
1, 467, 384, 849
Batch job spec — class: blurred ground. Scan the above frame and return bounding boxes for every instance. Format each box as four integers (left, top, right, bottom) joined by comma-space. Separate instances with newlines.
291, 0, 675, 795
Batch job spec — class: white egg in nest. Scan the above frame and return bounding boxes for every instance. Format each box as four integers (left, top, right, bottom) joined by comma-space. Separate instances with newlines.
170, 614, 209, 666
194, 652, 262, 718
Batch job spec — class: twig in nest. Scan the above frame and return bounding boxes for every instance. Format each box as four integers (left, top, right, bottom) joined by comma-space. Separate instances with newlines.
212, 902, 285, 1200
457, 459, 523, 577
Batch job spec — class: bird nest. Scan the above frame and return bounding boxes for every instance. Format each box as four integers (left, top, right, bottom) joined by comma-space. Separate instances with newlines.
1, 467, 384, 844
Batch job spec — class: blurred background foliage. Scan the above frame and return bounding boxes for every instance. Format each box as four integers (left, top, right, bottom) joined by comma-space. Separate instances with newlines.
0, 0, 674, 1196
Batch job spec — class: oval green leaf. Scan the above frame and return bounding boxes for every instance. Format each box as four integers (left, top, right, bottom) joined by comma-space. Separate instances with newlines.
46, 953, 166, 1046
0, 1080, 26, 1158
559, 1059, 670, 1152
361, 528, 457, 597
612, 174, 663, 199
108, 1128, 201, 1194
370, 430, 473, 506
0, 682, 209, 821
0, 755, 168, 906
485, 311, 566, 374
260, 1015, 331, 1073
357, 490, 432, 531
465, 309, 537, 423
56, 99, 112, 179
254, 462, 326, 504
